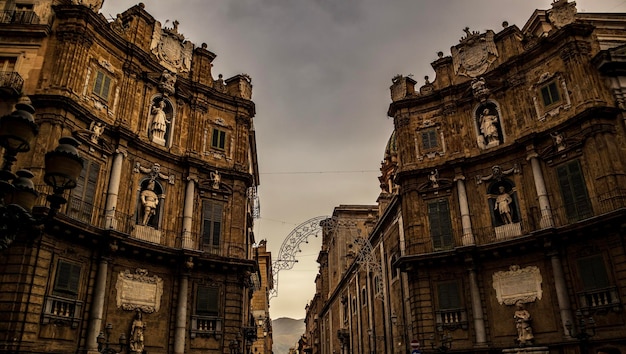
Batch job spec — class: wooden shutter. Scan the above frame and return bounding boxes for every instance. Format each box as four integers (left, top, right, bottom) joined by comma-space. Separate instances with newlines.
438, 281, 460, 310
429, 200, 453, 250
577, 255, 610, 290
557, 160, 592, 221
197, 286, 219, 315
54, 261, 81, 296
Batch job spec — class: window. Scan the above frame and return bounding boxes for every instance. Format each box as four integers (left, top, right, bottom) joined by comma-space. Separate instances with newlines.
557, 160, 592, 222
191, 285, 222, 338
92, 70, 112, 101
196, 286, 219, 315
577, 255, 609, 290
361, 287, 367, 306
421, 128, 439, 151
211, 128, 227, 150
428, 199, 454, 250
0, 56, 16, 72
68, 160, 100, 223
437, 281, 461, 310
540, 81, 560, 107
42, 260, 83, 328
577, 254, 619, 310
436, 280, 467, 329
352, 297, 357, 314
53, 260, 81, 298
201, 200, 223, 250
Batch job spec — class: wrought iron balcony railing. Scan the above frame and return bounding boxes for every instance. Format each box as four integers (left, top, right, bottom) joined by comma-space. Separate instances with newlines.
0, 71, 24, 95
0, 10, 40, 25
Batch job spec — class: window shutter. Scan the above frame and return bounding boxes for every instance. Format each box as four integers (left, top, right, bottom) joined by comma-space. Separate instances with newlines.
54, 261, 81, 295
102, 75, 111, 99
578, 256, 610, 290
557, 161, 592, 220
201, 200, 212, 245
438, 281, 460, 309
93, 71, 103, 95
197, 286, 219, 315
429, 200, 453, 249
212, 203, 223, 246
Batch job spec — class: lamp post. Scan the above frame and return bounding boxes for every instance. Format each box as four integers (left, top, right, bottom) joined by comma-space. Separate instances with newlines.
429, 329, 453, 353
0, 98, 83, 249
566, 310, 596, 354
97, 323, 127, 354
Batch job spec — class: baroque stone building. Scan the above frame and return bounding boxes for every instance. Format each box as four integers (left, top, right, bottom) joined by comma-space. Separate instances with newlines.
0, 1, 264, 354
304, 1, 626, 354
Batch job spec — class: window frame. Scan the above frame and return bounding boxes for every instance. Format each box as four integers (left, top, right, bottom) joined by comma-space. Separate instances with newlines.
52, 260, 82, 299
540, 80, 561, 107
92, 69, 112, 101
556, 159, 592, 222
201, 200, 224, 250
67, 159, 100, 223
211, 128, 227, 151
420, 128, 439, 151
427, 199, 454, 251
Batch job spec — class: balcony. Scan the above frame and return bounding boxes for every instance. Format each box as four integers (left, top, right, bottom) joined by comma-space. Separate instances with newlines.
435, 308, 468, 330
0, 71, 24, 96
578, 287, 620, 313
0, 10, 40, 25
402, 188, 626, 256
190, 315, 222, 339
41, 295, 83, 328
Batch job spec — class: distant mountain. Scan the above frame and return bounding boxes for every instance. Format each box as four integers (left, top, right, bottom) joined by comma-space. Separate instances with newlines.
272, 317, 305, 354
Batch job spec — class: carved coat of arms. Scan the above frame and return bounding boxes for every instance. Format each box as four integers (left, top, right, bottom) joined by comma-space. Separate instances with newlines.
548, 0, 577, 29
150, 20, 193, 73
451, 28, 498, 78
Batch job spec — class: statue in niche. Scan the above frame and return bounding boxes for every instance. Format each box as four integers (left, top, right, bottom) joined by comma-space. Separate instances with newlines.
479, 107, 500, 146
494, 186, 513, 224
514, 301, 533, 346
129, 310, 146, 353
140, 180, 159, 226
150, 99, 170, 145
210, 171, 221, 190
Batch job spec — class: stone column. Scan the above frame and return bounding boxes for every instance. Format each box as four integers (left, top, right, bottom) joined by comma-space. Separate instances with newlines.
527, 152, 554, 228
550, 252, 573, 336
86, 257, 109, 353
104, 149, 126, 229
455, 171, 475, 245
468, 267, 487, 346
174, 273, 189, 354
182, 175, 197, 249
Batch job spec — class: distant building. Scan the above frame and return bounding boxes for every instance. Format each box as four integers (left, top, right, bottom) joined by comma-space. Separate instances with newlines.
0, 1, 262, 354
305, 1, 626, 354
251, 240, 274, 354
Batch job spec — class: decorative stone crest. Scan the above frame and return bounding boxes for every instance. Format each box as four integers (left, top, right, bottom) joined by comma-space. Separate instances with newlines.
134, 162, 175, 185
159, 70, 176, 96
475, 164, 520, 185
451, 28, 498, 78
150, 20, 193, 73
548, 0, 577, 29
471, 77, 490, 102
492, 265, 543, 305
115, 268, 163, 313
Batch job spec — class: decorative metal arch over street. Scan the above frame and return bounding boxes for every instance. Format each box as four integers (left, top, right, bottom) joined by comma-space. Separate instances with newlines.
269, 215, 383, 300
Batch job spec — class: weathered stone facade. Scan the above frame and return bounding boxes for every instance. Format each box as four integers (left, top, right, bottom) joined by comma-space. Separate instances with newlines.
305, 1, 626, 354
0, 1, 262, 354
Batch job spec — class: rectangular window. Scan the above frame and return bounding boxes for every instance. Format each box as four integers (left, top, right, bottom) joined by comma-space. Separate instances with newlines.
68, 160, 100, 223
196, 286, 219, 315
53, 260, 81, 298
577, 255, 610, 291
421, 129, 438, 151
437, 281, 461, 310
92, 70, 112, 101
428, 199, 454, 250
540, 81, 560, 107
201, 200, 223, 248
0, 56, 16, 72
211, 128, 227, 150
557, 160, 592, 222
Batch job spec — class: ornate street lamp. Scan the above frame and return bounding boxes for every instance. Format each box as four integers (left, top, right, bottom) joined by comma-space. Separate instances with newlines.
0, 98, 83, 249
566, 310, 596, 354
97, 323, 127, 354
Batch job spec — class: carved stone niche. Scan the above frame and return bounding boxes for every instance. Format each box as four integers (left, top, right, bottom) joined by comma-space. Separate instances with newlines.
492, 265, 543, 306
115, 268, 163, 313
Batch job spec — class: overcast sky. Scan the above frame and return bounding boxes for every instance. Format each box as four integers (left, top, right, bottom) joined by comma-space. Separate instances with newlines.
100, 0, 626, 320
